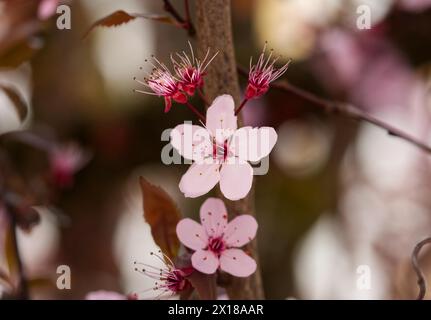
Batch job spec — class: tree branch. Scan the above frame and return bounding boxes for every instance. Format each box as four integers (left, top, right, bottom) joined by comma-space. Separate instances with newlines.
195, 0, 264, 299
162, 0, 195, 36
237, 66, 431, 154
412, 237, 431, 300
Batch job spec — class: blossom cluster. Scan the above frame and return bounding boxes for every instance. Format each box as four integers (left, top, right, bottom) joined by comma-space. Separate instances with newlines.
131, 43, 289, 299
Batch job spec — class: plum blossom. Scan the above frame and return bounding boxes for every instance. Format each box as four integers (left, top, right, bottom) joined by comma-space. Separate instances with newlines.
171, 42, 218, 96
176, 198, 258, 277
170, 94, 278, 200
134, 59, 187, 113
49, 143, 89, 188
245, 43, 290, 100
134, 250, 193, 299
38, 0, 59, 20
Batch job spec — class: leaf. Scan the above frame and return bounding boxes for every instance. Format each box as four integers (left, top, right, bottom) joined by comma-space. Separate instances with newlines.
0, 85, 29, 122
5, 228, 18, 278
186, 271, 217, 300
84, 10, 178, 38
139, 177, 181, 260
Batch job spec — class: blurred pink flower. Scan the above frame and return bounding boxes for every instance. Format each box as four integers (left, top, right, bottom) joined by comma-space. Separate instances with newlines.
245, 43, 290, 100
176, 198, 258, 277
38, 0, 59, 20
171, 42, 218, 96
134, 250, 193, 298
135, 59, 187, 113
85, 290, 129, 300
170, 94, 277, 200
398, 0, 431, 12
49, 143, 89, 188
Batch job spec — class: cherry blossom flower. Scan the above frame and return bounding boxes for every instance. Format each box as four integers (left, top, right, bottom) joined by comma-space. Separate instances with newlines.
49, 143, 89, 188
170, 94, 278, 200
134, 250, 193, 299
245, 43, 290, 100
176, 198, 258, 277
171, 42, 218, 96
134, 58, 187, 113
38, 0, 59, 20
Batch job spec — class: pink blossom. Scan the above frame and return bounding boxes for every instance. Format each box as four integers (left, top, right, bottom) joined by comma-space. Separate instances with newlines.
134, 58, 187, 113
170, 94, 278, 200
38, 0, 59, 20
85, 290, 129, 300
171, 42, 218, 96
245, 43, 290, 100
49, 143, 89, 188
134, 250, 193, 299
176, 198, 257, 277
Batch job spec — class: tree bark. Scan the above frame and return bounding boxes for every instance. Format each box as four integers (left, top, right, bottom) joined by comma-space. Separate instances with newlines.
195, 0, 264, 299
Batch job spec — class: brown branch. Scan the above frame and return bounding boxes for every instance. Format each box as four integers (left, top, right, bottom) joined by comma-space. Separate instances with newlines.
195, 0, 264, 300
237, 65, 431, 155
162, 0, 195, 36
412, 237, 431, 300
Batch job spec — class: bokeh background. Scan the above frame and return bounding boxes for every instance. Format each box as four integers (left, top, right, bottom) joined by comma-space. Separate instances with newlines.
1, 0, 431, 299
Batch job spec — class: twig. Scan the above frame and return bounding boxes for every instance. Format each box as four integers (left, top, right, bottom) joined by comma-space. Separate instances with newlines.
412, 237, 431, 300
237, 66, 431, 155
162, 0, 195, 36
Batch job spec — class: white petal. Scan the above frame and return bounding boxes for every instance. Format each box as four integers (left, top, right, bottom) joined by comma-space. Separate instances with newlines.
219, 160, 253, 201
179, 163, 220, 198
230, 126, 278, 162
206, 95, 237, 143
170, 124, 212, 162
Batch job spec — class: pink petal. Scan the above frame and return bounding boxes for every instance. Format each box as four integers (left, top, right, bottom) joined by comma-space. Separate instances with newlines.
179, 163, 220, 198
38, 0, 59, 20
219, 160, 253, 200
176, 218, 208, 251
224, 215, 258, 247
191, 250, 219, 274
230, 126, 278, 162
85, 290, 127, 300
170, 124, 212, 162
206, 95, 237, 143
199, 198, 228, 238
220, 249, 256, 277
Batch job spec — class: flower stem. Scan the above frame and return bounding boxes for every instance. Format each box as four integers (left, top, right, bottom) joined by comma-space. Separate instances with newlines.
234, 98, 249, 116
197, 88, 209, 106
185, 102, 205, 122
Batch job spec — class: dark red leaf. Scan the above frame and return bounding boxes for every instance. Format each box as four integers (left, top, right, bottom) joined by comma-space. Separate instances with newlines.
139, 177, 181, 260
84, 10, 177, 38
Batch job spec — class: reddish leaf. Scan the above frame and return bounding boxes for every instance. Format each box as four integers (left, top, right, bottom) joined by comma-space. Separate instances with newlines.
139, 177, 181, 260
85, 10, 178, 38
0, 85, 29, 122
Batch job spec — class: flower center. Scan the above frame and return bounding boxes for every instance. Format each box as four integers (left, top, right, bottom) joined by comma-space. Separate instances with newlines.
166, 270, 189, 293
208, 237, 226, 255
212, 140, 229, 162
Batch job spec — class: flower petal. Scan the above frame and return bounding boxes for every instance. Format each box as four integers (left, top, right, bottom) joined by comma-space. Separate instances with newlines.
179, 163, 220, 198
199, 198, 228, 238
220, 249, 256, 277
206, 95, 237, 143
85, 290, 127, 300
176, 218, 208, 251
230, 126, 278, 162
38, 0, 59, 20
219, 160, 253, 200
191, 250, 219, 274
170, 124, 212, 161
224, 215, 258, 247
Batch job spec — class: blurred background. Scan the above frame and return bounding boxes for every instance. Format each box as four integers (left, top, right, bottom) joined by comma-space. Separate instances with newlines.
1, 0, 431, 300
